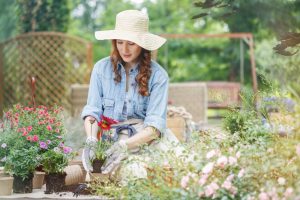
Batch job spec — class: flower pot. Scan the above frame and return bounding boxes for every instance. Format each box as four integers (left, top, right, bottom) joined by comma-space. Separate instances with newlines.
32, 171, 45, 189
92, 158, 105, 173
44, 173, 66, 194
13, 173, 34, 193
64, 165, 84, 186
0, 176, 14, 195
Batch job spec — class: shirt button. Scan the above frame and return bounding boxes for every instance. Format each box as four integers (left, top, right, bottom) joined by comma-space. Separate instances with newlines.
130, 69, 133, 72
128, 99, 132, 103
131, 83, 135, 86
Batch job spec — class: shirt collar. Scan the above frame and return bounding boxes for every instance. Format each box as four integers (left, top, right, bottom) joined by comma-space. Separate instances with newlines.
117, 61, 140, 74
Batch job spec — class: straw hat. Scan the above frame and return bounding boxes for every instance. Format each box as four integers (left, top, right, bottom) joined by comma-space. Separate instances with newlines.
95, 10, 166, 51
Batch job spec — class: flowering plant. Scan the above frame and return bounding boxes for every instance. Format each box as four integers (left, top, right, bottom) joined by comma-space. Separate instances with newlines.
88, 115, 117, 161
0, 104, 73, 176
40, 145, 73, 174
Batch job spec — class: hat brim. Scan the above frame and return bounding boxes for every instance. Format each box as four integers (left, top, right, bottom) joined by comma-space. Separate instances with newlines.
95, 30, 166, 51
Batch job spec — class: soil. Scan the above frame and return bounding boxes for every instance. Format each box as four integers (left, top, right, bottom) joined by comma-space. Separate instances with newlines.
92, 159, 105, 173
13, 173, 34, 193
44, 173, 67, 194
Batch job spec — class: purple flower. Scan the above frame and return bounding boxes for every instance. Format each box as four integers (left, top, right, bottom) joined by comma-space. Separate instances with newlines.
39, 141, 48, 149
46, 140, 51, 144
63, 146, 72, 154
1, 143, 7, 148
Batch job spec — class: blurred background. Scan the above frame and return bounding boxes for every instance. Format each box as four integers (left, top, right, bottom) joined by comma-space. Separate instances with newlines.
1, 0, 300, 114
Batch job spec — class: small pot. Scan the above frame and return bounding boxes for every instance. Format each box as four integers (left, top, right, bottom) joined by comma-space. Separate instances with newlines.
0, 176, 14, 195
13, 173, 34, 193
92, 158, 106, 173
44, 172, 66, 194
32, 171, 45, 189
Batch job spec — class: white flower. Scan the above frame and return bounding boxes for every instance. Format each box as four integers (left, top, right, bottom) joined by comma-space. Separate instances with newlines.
277, 177, 286, 185
284, 187, 293, 198
1, 157, 6, 162
258, 192, 269, 200
1, 143, 7, 148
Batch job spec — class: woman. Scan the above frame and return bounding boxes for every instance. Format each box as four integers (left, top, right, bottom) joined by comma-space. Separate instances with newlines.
81, 10, 175, 179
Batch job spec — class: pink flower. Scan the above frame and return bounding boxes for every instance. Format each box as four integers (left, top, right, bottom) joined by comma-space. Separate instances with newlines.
22, 131, 28, 136
205, 183, 219, 197
284, 187, 293, 198
180, 175, 190, 189
258, 192, 269, 200
222, 180, 232, 190
226, 174, 235, 182
27, 126, 33, 132
55, 128, 60, 133
198, 174, 209, 186
47, 125, 52, 131
228, 156, 237, 165
206, 150, 217, 159
63, 146, 72, 154
217, 156, 228, 168
32, 135, 39, 142
238, 168, 245, 178
296, 144, 300, 156
26, 136, 32, 141
202, 162, 214, 174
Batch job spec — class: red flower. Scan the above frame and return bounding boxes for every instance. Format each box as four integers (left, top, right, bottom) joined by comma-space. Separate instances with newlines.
97, 115, 118, 131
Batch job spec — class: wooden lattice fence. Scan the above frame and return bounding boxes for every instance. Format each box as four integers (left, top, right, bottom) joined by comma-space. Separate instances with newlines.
0, 32, 93, 115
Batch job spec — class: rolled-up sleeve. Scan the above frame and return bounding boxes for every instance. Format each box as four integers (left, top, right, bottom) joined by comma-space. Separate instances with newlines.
144, 70, 169, 135
81, 62, 103, 122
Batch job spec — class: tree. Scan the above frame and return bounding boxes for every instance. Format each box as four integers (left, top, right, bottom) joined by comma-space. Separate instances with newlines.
17, 0, 70, 33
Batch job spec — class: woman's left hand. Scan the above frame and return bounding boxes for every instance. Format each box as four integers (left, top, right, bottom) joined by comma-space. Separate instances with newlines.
101, 140, 128, 174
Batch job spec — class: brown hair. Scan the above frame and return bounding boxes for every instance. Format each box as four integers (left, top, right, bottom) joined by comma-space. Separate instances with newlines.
110, 40, 152, 96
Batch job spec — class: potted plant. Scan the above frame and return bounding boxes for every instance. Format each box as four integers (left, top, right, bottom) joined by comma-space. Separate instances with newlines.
4, 146, 39, 193
0, 104, 69, 193
41, 145, 74, 194
90, 139, 112, 173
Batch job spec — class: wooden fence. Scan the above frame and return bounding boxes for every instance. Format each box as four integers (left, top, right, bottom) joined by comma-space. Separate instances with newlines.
0, 32, 93, 115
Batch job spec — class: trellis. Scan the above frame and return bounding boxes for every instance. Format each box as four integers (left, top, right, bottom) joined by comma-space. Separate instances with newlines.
0, 32, 93, 115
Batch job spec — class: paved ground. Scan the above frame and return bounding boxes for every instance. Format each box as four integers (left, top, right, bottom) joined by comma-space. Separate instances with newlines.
0, 185, 108, 200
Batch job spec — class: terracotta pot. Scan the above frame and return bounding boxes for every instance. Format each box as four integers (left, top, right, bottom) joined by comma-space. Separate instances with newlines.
64, 165, 84, 186
13, 173, 34, 193
32, 171, 45, 189
44, 173, 66, 194
92, 158, 105, 173
0, 176, 14, 195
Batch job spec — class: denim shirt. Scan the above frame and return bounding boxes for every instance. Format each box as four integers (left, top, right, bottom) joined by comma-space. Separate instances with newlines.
81, 57, 169, 134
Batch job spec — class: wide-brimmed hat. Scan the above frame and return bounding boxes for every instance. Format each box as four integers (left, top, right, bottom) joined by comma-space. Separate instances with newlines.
95, 10, 166, 51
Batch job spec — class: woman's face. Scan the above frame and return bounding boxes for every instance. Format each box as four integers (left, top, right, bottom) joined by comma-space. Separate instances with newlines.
116, 40, 142, 67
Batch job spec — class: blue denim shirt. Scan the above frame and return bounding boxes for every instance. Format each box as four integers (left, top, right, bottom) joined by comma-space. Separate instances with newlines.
81, 57, 169, 134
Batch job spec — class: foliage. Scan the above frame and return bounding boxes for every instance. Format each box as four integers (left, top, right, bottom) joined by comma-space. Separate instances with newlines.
0, 104, 73, 176
91, 139, 112, 161
4, 146, 39, 180
41, 147, 73, 174
17, 0, 70, 33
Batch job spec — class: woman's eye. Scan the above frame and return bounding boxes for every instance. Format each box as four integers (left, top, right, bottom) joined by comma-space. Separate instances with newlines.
128, 42, 135, 45
117, 41, 123, 44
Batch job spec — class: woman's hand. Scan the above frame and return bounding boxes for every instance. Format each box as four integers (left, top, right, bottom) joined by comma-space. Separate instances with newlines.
101, 140, 128, 174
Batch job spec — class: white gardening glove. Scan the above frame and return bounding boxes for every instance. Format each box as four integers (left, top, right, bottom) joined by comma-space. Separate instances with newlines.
101, 140, 128, 174
82, 137, 98, 172
82, 116, 99, 172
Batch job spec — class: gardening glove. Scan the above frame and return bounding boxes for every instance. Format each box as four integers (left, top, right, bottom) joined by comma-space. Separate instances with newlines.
101, 140, 128, 174
82, 137, 98, 172
82, 116, 99, 172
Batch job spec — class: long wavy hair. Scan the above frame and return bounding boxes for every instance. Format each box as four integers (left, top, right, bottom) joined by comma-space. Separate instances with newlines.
110, 40, 152, 96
